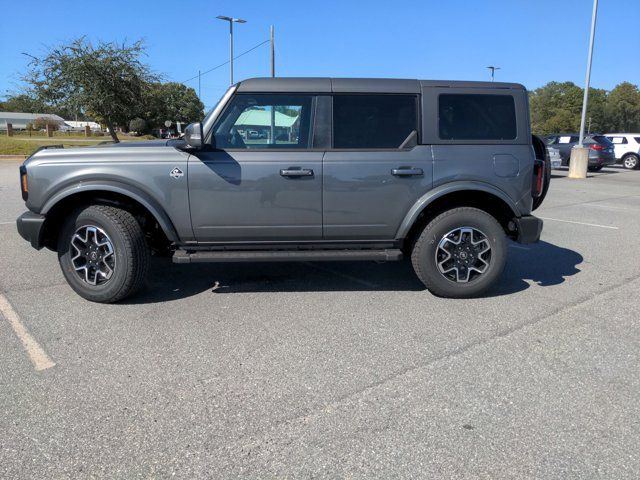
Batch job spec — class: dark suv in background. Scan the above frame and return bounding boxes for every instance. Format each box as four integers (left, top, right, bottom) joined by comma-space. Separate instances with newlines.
545, 133, 616, 171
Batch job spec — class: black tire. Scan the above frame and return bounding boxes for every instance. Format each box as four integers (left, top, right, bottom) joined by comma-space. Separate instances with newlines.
622, 153, 639, 170
411, 207, 507, 298
588, 165, 603, 172
57, 205, 149, 303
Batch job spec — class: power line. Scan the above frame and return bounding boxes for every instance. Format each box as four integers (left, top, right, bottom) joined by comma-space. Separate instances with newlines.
181, 39, 270, 84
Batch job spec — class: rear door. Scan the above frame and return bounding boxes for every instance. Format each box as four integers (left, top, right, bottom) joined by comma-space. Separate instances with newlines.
322, 93, 433, 239
607, 135, 629, 159
189, 93, 323, 242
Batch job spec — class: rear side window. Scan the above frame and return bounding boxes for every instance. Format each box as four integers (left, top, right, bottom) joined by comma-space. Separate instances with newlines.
438, 94, 516, 140
608, 136, 627, 144
333, 95, 418, 149
635, 137, 640, 144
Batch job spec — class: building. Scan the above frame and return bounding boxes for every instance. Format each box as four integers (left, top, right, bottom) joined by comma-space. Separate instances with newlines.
63, 120, 102, 131
0, 112, 65, 130
234, 108, 300, 142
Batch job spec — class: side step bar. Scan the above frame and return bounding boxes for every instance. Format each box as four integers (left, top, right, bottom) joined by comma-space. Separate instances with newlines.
172, 249, 403, 264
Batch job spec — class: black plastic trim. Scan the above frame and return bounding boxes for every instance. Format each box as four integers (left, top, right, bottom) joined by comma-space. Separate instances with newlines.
514, 215, 543, 244
16, 211, 46, 250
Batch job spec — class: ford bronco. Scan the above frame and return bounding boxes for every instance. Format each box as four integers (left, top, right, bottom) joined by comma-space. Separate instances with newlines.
16, 78, 549, 302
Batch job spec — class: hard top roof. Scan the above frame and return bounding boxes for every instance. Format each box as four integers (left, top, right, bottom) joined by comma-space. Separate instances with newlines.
236, 77, 526, 94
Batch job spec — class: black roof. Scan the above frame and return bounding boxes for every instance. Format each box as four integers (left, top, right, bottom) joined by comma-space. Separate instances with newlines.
236, 77, 526, 94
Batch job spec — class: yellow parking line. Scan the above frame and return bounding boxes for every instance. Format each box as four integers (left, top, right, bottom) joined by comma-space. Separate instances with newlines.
0, 293, 55, 371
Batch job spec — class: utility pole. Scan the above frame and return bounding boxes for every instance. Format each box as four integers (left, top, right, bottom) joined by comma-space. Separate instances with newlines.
486, 65, 500, 82
216, 16, 247, 85
198, 70, 201, 99
270, 25, 275, 77
269, 25, 276, 144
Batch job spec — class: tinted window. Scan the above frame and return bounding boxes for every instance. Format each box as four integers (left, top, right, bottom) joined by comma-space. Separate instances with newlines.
607, 136, 627, 144
635, 137, 640, 144
592, 135, 613, 145
213, 94, 313, 149
438, 94, 516, 140
333, 95, 417, 148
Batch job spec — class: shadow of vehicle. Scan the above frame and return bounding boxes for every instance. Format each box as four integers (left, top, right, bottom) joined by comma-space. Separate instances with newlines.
125, 240, 582, 303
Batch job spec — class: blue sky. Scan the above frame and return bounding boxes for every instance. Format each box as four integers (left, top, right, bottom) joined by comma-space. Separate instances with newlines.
1, 0, 638, 110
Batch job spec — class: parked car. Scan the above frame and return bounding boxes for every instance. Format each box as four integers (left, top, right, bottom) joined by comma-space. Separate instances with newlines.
544, 133, 616, 171
16, 78, 548, 303
547, 146, 562, 169
604, 133, 640, 170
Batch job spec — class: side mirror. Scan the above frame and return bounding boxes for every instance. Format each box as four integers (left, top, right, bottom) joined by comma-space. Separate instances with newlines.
184, 122, 204, 149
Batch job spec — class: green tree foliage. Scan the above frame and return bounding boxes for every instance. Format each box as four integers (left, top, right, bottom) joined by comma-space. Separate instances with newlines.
606, 82, 640, 132
128, 117, 149, 135
530, 81, 640, 135
0, 94, 48, 113
33, 116, 60, 131
144, 82, 204, 129
24, 37, 158, 142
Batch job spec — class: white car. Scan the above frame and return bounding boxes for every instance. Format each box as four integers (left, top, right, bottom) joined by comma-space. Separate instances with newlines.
604, 133, 640, 169
547, 146, 562, 169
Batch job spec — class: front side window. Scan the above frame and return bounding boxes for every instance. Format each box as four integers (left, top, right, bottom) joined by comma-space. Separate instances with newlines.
438, 94, 517, 140
333, 94, 418, 149
213, 94, 313, 149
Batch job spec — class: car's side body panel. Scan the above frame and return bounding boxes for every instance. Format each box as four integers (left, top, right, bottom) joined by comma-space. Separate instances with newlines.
23, 144, 192, 241
323, 146, 433, 239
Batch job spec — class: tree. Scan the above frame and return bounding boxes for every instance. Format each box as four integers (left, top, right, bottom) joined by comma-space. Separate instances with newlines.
145, 82, 203, 129
606, 82, 640, 132
33, 116, 59, 131
24, 37, 158, 142
0, 93, 48, 113
529, 81, 583, 135
128, 117, 148, 135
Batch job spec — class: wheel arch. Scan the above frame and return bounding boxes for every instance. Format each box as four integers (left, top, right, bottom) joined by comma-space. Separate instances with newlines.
396, 183, 520, 248
41, 182, 179, 250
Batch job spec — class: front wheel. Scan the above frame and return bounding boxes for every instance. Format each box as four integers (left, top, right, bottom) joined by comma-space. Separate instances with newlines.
57, 205, 149, 303
411, 207, 507, 298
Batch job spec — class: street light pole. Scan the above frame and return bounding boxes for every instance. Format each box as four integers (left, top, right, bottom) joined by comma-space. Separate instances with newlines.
216, 16, 247, 85
578, 0, 598, 147
486, 65, 500, 82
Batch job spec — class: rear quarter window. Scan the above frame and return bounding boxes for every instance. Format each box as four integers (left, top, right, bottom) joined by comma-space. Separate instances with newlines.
438, 94, 516, 140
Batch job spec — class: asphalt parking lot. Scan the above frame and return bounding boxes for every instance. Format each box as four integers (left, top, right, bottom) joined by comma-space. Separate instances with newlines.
1, 158, 640, 479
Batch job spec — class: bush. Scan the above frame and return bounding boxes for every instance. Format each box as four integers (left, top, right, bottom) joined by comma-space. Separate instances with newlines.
33, 117, 60, 131
128, 117, 148, 135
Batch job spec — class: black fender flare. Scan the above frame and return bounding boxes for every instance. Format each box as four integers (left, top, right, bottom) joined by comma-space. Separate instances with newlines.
395, 181, 520, 240
40, 180, 180, 242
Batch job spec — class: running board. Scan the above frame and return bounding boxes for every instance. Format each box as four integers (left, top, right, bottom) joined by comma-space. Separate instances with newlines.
172, 249, 403, 264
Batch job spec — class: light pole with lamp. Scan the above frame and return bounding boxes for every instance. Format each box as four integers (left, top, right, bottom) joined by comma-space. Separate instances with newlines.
216, 15, 247, 85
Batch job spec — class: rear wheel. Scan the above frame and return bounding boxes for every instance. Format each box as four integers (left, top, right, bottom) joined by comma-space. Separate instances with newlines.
588, 165, 603, 172
623, 153, 639, 170
57, 205, 149, 303
411, 207, 507, 298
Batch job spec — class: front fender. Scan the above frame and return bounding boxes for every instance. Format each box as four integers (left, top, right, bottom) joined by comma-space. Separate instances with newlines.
395, 181, 520, 240
41, 181, 179, 242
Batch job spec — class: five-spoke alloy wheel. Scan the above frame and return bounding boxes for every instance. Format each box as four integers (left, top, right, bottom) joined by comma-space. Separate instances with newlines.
411, 207, 507, 298
435, 227, 491, 283
58, 205, 149, 303
70, 225, 116, 286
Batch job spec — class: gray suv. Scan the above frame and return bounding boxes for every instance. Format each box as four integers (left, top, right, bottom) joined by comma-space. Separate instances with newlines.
16, 78, 547, 303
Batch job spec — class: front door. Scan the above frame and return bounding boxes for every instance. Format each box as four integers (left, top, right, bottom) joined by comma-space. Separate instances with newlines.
189, 93, 322, 242
322, 94, 432, 239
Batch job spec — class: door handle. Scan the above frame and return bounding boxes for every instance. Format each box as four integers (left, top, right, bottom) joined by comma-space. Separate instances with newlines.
280, 168, 314, 177
391, 167, 423, 176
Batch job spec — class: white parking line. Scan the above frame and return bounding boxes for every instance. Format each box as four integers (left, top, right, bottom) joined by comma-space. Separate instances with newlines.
0, 221, 14, 225
0, 293, 55, 371
538, 217, 619, 230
